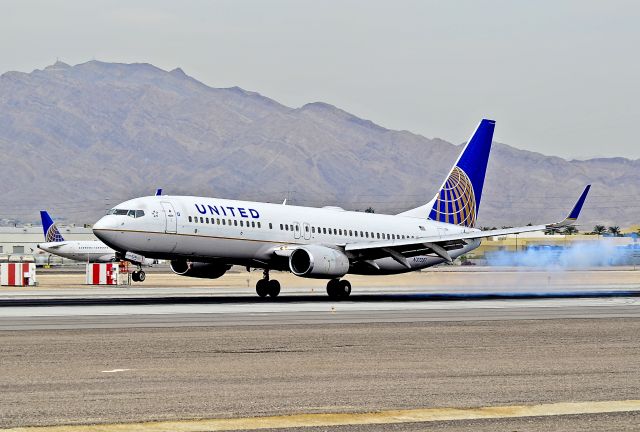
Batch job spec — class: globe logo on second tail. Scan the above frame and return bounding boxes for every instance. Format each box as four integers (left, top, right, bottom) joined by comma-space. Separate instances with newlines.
45, 224, 64, 243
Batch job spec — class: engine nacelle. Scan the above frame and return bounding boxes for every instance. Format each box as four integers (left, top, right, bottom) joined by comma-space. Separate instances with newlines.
170, 260, 231, 279
289, 245, 350, 278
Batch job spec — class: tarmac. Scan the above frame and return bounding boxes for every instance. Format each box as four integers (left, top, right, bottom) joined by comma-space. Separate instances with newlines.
1, 268, 639, 430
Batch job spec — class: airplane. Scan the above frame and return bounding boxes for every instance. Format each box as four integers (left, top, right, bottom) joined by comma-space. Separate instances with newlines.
37, 210, 154, 281
92, 119, 591, 298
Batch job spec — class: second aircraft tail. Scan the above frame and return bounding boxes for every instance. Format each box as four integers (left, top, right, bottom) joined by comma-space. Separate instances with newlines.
40, 210, 65, 242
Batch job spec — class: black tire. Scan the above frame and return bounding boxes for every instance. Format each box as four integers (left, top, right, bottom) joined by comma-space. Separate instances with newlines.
131, 271, 140, 282
137, 270, 146, 282
268, 279, 281, 297
256, 279, 269, 298
339, 279, 351, 298
326, 279, 340, 299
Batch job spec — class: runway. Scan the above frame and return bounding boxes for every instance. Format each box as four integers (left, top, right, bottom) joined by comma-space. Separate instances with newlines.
1, 295, 640, 330
1, 269, 639, 430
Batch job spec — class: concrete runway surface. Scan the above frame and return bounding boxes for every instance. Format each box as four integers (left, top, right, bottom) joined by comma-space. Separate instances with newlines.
1, 269, 639, 430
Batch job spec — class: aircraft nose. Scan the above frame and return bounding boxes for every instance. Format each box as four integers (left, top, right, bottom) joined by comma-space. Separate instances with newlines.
93, 215, 129, 251
92, 216, 112, 232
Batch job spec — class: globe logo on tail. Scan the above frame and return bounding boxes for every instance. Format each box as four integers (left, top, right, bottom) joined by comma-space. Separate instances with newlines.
45, 224, 64, 242
428, 166, 477, 227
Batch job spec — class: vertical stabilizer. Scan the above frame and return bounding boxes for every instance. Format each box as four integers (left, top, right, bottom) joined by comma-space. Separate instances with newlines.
398, 119, 495, 227
40, 211, 65, 242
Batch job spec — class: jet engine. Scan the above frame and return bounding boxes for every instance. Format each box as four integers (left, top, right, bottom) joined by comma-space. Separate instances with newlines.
289, 245, 350, 278
170, 260, 231, 279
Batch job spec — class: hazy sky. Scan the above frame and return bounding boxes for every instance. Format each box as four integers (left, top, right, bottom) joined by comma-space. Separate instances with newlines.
2, 0, 639, 159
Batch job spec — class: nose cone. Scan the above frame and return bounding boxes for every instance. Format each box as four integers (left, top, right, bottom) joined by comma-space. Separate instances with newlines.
93, 215, 114, 232
92, 216, 123, 249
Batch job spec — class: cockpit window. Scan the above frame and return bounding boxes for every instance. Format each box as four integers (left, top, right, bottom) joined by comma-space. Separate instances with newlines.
107, 208, 145, 218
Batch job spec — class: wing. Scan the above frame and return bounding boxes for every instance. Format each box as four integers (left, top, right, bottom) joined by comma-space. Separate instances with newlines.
345, 185, 591, 268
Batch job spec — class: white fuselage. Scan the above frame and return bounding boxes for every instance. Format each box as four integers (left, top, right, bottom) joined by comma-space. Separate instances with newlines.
37, 240, 116, 263
93, 195, 481, 276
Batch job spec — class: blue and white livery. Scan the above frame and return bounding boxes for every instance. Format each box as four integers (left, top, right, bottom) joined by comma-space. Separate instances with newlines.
92, 120, 590, 297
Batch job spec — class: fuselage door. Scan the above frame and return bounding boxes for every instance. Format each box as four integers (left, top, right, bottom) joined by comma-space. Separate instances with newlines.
160, 202, 177, 233
302, 222, 311, 240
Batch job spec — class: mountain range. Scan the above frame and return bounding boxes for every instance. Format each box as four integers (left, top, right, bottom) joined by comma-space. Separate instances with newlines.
0, 60, 637, 228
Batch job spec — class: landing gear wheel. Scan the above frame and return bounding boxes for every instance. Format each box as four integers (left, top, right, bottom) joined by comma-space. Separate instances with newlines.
131, 271, 139, 282
267, 279, 280, 298
327, 279, 351, 299
256, 279, 269, 298
137, 270, 146, 282
326, 279, 340, 299
338, 279, 351, 298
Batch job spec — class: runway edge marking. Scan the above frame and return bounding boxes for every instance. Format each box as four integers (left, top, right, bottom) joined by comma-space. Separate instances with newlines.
4, 400, 640, 431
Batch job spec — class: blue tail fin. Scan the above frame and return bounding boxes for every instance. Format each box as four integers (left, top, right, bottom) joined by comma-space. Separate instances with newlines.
398, 119, 495, 227
40, 210, 65, 242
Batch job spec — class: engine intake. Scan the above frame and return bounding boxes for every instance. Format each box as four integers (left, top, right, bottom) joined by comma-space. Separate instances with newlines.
289, 245, 349, 278
170, 260, 231, 279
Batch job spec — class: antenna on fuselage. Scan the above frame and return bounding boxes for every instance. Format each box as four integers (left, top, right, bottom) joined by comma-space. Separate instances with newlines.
155, 188, 163, 196
282, 199, 287, 205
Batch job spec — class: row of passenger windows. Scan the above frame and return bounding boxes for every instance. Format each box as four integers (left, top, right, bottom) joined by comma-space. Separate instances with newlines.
189, 215, 262, 229
188, 216, 415, 240
278, 223, 413, 240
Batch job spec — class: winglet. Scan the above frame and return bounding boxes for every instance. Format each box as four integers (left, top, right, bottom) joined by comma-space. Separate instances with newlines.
547, 185, 591, 228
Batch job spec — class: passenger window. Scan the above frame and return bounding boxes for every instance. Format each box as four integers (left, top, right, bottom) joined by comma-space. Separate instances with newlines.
349, 230, 352, 236
323, 228, 327, 234
295, 224, 299, 231
240, 220, 244, 227
234, 220, 238, 226
252, 221, 256, 228
365, 232, 369, 238
200, 217, 204, 223
285, 225, 289, 231
269, 223, 272, 229
257, 222, 261, 228
360, 231, 363, 237
312, 227, 315, 233
188, 216, 192, 222
305, 225, 309, 232
338, 229, 342, 235
206, 218, 209, 224
280, 224, 283, 230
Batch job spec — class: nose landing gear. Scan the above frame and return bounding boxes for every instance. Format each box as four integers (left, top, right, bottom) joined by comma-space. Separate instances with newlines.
327, 278, 351, 299
256, 269, 280, 298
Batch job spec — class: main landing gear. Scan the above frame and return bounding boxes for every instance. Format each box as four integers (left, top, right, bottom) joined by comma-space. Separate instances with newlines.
131, 268, 146, 282
327, 278, 351, 299
256, 269, 280, 298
